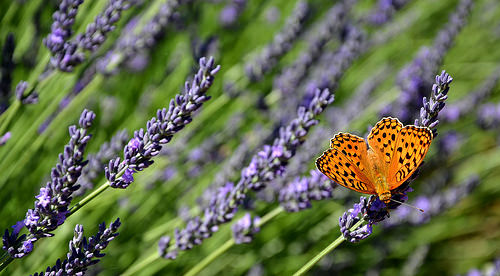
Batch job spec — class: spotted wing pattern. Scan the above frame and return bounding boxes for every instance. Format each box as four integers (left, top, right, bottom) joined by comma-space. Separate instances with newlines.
330, 133, 369, 172
316, 133, 375, 194
367, 117, 403, 164
387, 125, 433, 189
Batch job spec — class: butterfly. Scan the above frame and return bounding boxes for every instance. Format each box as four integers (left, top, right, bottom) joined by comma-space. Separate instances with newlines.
316, 117, 433, 203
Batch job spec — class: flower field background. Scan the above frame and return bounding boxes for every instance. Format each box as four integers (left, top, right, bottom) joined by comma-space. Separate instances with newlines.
0, 0, 499, 275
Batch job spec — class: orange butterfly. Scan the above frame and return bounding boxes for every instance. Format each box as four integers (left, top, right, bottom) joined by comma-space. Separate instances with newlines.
316, 117, 433, 203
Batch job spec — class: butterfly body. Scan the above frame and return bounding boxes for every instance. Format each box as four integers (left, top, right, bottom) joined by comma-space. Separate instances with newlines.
316, 117, 433, 204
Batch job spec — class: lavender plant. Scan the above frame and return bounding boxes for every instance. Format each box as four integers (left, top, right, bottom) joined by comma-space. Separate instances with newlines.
31, 218, 121, 276
158, 88, 334, 259
244, 0, 309, 82
105, 57, 219, 189
383, 0, 472, 123
1, 0, 499, 275
2, 109, 95, 260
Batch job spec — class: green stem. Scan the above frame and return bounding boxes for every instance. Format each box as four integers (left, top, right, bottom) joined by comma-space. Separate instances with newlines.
121, 251, 160, 276
0, 101, 19, 135
292, 219, 366, 276
183, 206, 284, 276
0, 256, 13, 272
184, 239, 235, 276
68, 182, 111, 216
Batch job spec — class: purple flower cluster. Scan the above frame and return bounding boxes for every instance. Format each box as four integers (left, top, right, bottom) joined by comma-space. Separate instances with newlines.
477, 102, 500, 130
75, 130, 129, 196
15, 81, 38, 105
443, 67, 500, 123
231, 213, 261, 244
0, 132, 11, 146
365, 0, 411, 26
43, 0, 84, 55
158, 88, 334, 259
48, 0, 133, 72
273, 0, 351, 94
244, 0, 309, 82
2, 109, 95, 258
98, 0, 185, 74
339, 71, 453, 242
31, 218, 121, 276
339, 197, 373, 242
105, 57, 220, 189
303, 25, 365, 100
386, 175, 480, 227
219, 0, 247, 27
279, 170, 334, 212
385, 0, 472, 123
276, 24, 365, 124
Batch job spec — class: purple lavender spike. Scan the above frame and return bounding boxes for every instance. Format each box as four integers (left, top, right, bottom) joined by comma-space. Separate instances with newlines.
74, 130, 129, 196
159, 88, 335, 259
244, 0, 309, 82
231, 213, 261, 244
364, 0, 411, 26
273, 0, 352, 95
51, 0, 133, 72
43, 0, 84, 55
385, 0, 472, 123
98, 0, 185, 74
104, 57, 220, 189
442, 67, 500, 123
2, 110, 95, 258
279, 170, 335, 212
219, 0, 247, 27
30, 218, 121, 276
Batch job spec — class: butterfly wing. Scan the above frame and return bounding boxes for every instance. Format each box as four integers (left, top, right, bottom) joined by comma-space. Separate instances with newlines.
387, 125, 433, 189
316, 133, 376, 194
367, 117, 403, 166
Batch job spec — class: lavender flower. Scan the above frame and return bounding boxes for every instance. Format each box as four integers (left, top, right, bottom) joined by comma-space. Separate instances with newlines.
43, 0, 84, 54
98, 0, 184, 74
219, 0, 247, 27
385, 0, 472, 123
477, 102, 500, 129
279, 170, 334, 212
0, 132, 11, 146
442, 67, 500, 123
386, 175, 480, 227
159, 88, 334, 259
339, 71, 453, 241
273, 0, 351, 94
272, 24, 365, 125
364, 0, 411, 26
51, 0, 133, 72
31, 218, 121, 276
244, 0, 309, 81
105, 57, 220, 189
15, 81, 38, 105
304, 24, 365, 96
2, 109, 95, 258
231, 213, 260, 244
75, 129, 129, 196
339, 197, 373, 242
0, 33, 15, 113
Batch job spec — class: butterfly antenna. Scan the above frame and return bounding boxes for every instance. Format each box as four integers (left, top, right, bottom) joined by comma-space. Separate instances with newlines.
389, 198, 424, 212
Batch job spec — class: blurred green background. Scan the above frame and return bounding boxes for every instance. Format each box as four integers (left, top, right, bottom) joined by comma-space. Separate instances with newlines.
0, 0, 499, 275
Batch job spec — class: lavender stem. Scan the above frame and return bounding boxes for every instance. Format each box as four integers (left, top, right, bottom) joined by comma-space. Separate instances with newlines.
292, 218, 365, 276
184, 206, 284, 276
